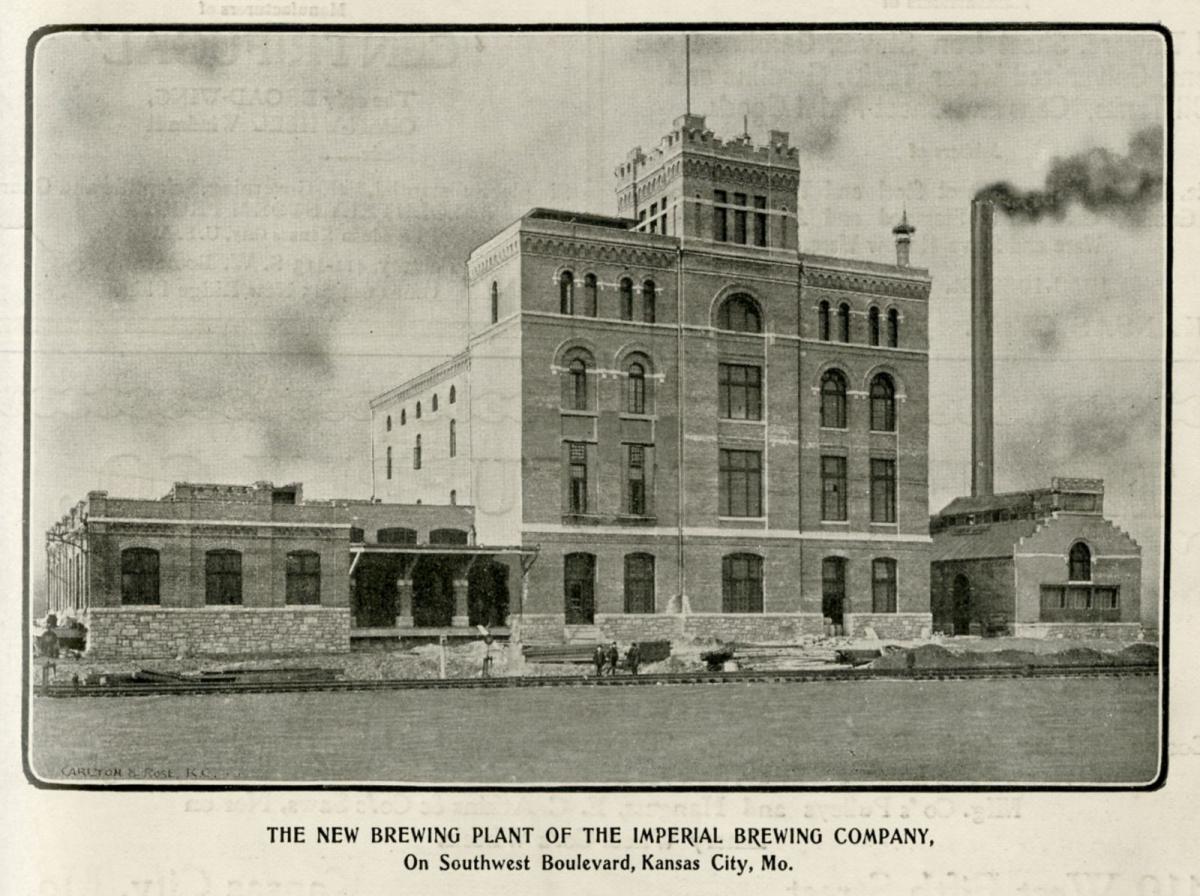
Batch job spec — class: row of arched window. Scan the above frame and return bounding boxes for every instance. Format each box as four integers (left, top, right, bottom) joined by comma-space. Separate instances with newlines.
560, 551, 901, 620
818, 300, 901, 347
562, 349, 654, 415
384, 385, 457, 432
819, 370, 897, 432
559, 271, 657, 323
385, 420, 456, 479
119, 547, 321, 606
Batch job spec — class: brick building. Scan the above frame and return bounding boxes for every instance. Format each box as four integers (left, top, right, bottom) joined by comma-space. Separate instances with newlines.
45, 481, 527, 658
374, 113, 934, 643
929, 478, 1142, 639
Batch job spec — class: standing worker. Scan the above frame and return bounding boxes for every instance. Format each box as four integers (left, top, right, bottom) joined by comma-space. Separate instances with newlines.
606, 641, 620, 676
593, 642, 605, 677
626, 642, 641, 676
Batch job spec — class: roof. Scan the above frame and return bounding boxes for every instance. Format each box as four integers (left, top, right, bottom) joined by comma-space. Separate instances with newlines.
525, 208, 636, 230
931, 518, 1042, 563
935, 490, 1041, 518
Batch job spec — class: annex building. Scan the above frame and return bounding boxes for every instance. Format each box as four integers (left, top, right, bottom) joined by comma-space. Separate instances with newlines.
371, 112, 935, 643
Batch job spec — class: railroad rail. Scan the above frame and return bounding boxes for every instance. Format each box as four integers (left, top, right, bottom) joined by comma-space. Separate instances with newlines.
32, 662, 1158, 698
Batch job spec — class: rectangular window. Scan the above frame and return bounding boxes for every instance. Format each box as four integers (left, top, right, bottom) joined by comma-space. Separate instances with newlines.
627, 444, 647, 516
205, 550, 242, 606
821, 455, 847, 521
1095, 587, 1120, 610
713, 190, 728, 242
569, 442, 588, 514
1067, 585, 1093, 610
753, 195, 768, 247
719, 448, 762, 517
285, 551, 321, 605
1040, 585, 1067, 611
718, 363, 763, 421
871, 458, 897, 523
733, 192, 747, 244
872, 559, 898, 613
624, 553, 655, 614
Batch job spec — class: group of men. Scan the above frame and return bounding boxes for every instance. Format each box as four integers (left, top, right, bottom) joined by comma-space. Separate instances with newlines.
593, 641, 641, 676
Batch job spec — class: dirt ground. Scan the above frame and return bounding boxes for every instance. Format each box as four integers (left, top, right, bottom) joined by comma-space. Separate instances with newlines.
33, 630, 1157, 685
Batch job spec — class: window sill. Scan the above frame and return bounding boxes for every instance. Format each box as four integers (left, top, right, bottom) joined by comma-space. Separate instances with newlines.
820, 519, 850, 525
868, 430, 898, 435
717, 516, 766, 523
869, 521, 899, 528
559, 409, 598, 418
619, 413, 657, 422
616, 514, 658, 525
719, 417, 766, 425
819, 426, 849, 433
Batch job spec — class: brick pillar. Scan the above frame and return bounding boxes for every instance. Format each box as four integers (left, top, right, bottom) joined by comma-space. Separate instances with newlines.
451, 579, 469, 628
395, 578, 413, 628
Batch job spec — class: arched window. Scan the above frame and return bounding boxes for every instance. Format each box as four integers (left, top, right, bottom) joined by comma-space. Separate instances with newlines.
430, 528, 469, 545
449, 385, 456, 404
583, 273, 598, 317
386, 415, 392, 432
717, 294, 761, 333
820, 369, 848, 429
490, 281, 499, 324
624, 553, 655, 614
286, 550, 321, 605
386, 446, 392, 480
837, 303, 851, 342
619, 278, 634, 320
869, 374, 896, 432
569, 358, 588, 410
869, 306, 881, 346
722, 553, 763, 613
627, 362, 645, 414
872, 558, 897, 613
449, 419, 457, 457
121, 548, 160, 605
887, 308, 900, 348
377, 527, 416, 544
559, 270, 574, 315
1069, 542, 1092, 582
400, 408, 406, 426
818, 301, 831, 341
432, 393, 438, 412
205, 549, 242, 605
415, 401, 422, 419
564, 552, 596, 625
642, 280, 656, 323
413, 434, 422, 470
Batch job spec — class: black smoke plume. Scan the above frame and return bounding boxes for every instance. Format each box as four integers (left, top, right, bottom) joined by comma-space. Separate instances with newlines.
975, 126, 1163, 223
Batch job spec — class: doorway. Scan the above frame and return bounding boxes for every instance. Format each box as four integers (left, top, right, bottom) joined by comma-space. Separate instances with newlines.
468, 559, 510, 628
952, 574, 973, 636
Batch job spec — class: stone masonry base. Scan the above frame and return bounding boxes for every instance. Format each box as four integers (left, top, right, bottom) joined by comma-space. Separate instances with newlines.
1011, 622, 1144, 641
513, 613, 830, 644
84, 607, 352, 659
844, 613, 932, 640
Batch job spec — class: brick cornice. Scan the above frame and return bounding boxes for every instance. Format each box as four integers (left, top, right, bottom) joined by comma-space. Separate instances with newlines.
804, 267, 930, 301
521, 233, 676, 271
467, 236, 520, 283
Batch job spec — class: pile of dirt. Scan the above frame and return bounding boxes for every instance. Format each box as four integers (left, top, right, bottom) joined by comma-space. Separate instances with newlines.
1118, 643, 1159, 664
869, 644, 987, 670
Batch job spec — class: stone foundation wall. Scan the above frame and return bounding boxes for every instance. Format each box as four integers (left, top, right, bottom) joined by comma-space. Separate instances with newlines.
682, 614, 825, 643
85, 607, 351, 658
1011, 622, 1144, 641
510, 613, 566, 644
844, 613, 932, 640
596, 614, 685, 642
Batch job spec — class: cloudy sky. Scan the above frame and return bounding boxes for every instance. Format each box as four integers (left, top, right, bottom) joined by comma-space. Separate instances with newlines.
30, 29, 1166, 612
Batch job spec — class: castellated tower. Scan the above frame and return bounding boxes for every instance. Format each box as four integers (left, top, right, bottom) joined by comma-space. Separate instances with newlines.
613, 113, 801, 252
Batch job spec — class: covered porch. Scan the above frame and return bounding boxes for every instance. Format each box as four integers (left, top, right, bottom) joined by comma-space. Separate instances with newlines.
348, 543, 538, 640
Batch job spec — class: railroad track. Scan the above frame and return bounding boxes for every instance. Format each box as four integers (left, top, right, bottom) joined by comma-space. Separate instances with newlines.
32, 662, 1158, 698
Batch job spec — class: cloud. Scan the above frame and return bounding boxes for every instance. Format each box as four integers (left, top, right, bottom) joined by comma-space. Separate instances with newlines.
77, 177, 194, 303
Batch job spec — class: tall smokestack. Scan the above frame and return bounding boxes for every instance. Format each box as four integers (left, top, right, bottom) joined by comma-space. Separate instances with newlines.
971, 199, 995, 497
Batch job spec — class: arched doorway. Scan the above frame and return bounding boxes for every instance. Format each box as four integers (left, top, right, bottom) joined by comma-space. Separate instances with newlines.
468, 559, 510, 628
821, 557, 847, 634
952, 574, 972, 636
411, 557, 455, 628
